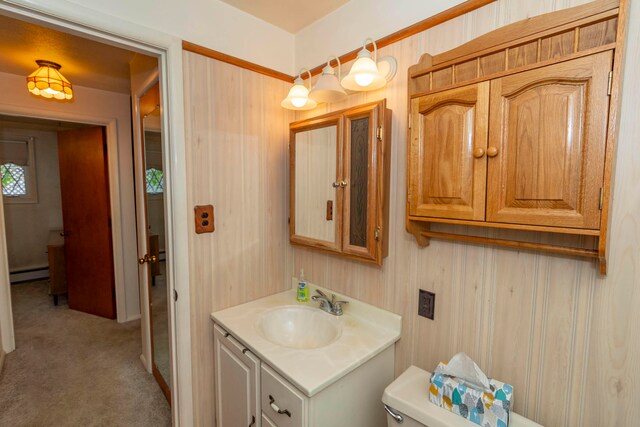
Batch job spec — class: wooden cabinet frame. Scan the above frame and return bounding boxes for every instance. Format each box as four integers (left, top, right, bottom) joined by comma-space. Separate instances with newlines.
290, 100, 391, 265
406, 0, 629, 274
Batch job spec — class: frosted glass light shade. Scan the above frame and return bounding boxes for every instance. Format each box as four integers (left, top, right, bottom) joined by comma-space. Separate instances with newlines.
281, 76, 317, 110
309, 64, 347, 104
26, 60, 73, 100
341, 48, 387, 91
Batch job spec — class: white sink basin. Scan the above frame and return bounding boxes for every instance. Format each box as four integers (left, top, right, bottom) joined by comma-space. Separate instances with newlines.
256, 306, 342, 349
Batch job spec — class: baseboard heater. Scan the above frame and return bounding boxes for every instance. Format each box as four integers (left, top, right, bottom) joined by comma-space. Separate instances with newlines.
10, 266, 49, 284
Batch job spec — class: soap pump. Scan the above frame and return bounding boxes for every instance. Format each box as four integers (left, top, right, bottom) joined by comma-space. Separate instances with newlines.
296, 269, 309, 302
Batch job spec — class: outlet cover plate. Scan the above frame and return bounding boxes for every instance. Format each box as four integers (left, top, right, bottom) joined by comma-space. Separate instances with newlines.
418, 289, 435, 320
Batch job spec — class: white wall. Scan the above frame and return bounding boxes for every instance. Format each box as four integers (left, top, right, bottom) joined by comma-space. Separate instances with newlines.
60, 0, 294, 74
0, 70, 140, 322
294, 0, 465, 70
1, 127, 62, 274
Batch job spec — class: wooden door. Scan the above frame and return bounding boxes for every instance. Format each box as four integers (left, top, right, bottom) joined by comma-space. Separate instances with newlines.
213, 325, 260, 427
58, 127, 116, 319
341, 103, 380, 262
409, 82, 489, 221
487, 51, 613, 229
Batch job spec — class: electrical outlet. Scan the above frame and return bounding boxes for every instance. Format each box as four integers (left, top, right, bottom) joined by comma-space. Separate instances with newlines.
418, 289, 435, 320
194, 205, 215, 234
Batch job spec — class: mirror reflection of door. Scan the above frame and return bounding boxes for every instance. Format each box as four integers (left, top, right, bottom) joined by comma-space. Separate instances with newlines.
139, 81, 171, 402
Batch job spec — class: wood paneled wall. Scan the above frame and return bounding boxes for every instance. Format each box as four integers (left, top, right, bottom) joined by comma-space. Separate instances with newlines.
183, 52, 294, 425
183, 0, 640, 425
290, 1, 640, 426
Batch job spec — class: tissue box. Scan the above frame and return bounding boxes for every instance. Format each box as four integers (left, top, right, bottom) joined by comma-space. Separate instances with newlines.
429, 363, 513, 427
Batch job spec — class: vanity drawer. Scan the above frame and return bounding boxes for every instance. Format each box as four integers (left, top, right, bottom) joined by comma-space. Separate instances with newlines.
261, 413, 277, 427
261, 364, 307, 427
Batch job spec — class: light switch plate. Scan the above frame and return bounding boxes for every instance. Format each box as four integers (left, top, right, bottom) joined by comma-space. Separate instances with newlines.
194, 205, 214, 234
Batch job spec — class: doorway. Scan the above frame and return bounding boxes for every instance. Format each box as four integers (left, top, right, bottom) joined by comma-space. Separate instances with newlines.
0, 5, 186, 423
0, 115, 171, 424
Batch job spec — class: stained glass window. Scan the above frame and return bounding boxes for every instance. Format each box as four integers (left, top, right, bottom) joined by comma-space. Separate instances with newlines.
146, 168, 164, 194
1, 163, 27, 197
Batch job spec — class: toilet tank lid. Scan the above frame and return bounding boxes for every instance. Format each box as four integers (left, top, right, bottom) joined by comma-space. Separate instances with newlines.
382, 366, 541, 427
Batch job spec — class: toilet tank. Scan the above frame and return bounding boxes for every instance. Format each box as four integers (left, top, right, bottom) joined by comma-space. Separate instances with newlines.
382, 366, 542, 427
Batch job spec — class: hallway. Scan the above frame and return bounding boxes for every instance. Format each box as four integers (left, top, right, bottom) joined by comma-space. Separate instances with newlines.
0, 280, 171, 426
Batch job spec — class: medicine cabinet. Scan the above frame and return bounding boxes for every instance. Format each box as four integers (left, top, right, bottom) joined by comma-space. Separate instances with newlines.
289, 100, 391, 265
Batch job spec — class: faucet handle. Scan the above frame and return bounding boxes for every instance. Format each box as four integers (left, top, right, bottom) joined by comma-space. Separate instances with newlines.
332, 300, 349, 315
314, 289, 328, 299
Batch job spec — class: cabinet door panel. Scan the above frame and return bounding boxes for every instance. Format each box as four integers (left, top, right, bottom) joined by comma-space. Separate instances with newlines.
342, 103, 381, 262
487, 51, 612, 228
214, 325, 260, 427
409, 82, 489, 220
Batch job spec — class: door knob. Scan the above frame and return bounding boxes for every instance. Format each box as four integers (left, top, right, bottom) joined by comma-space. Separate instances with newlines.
487, 146, 499, 157
138, 254, 158, 264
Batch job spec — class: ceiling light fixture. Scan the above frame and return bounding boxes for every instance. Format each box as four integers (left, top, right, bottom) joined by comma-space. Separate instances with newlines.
281, 68, 317, 110
26, 60, 73, 101
341, 38, 397, 91
309, 56, 347, 104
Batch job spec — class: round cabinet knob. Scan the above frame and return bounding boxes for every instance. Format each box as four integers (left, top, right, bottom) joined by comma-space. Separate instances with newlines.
332, 182, 340, 188
473, 148, 485, 158
487, 146, 499, 157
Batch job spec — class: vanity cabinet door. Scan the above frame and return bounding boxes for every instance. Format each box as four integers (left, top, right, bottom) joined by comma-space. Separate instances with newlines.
409, 82, 490, 221
214, 324, 261, 427
486, 51, 613, 228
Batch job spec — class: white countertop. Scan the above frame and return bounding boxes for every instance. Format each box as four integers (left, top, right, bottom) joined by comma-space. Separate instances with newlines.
211, 279, 402, 397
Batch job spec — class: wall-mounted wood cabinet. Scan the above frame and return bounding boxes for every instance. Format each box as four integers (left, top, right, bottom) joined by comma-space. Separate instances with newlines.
289, 100, 391, 265
406, 0, 627, 274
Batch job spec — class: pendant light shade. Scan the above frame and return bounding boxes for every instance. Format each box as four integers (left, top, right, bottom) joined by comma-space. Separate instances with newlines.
341, 38, 397, 92
309, 56, 347, 104
281, 69, 317, 110
26, 60, 73, 101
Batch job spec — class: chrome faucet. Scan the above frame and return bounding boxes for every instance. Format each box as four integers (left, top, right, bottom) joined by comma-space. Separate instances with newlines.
312, 289, 349, 316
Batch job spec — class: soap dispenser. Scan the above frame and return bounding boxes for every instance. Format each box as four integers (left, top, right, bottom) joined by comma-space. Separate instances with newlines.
296, 269, 309, 302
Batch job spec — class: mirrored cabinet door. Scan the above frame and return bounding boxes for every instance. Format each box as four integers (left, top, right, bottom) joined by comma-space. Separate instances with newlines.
289, 100, 391, 265
290, 114, 343, 252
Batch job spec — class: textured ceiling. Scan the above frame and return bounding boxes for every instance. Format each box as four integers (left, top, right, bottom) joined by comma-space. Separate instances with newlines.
0, 14, 147, 94
220, 0, 349, 33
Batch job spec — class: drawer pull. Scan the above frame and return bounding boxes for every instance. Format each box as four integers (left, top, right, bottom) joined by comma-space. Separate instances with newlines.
248, 415, 255, 427
269, 395, 291, 417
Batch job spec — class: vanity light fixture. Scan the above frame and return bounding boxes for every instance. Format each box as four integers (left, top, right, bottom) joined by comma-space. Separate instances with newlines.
26, 60, 73, 101
281, 68, 317, 111
309, 56, 347, 104
341, 38, 397, 91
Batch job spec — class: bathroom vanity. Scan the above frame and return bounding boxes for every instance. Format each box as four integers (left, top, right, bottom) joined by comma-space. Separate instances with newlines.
211, 280, 401, 427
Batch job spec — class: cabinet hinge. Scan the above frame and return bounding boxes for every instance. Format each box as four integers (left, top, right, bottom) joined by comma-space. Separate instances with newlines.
374, 225, 382, 241
376, 126, 382, 141
599, 187, 604, 210
607, 71, 613, 96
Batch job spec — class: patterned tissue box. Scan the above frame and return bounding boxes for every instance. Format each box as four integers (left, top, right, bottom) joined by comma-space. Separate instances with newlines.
429, 363, 513, 427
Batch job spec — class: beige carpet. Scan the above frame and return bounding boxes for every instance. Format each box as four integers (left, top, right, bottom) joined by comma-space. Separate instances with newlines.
0, 280, 171, 426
